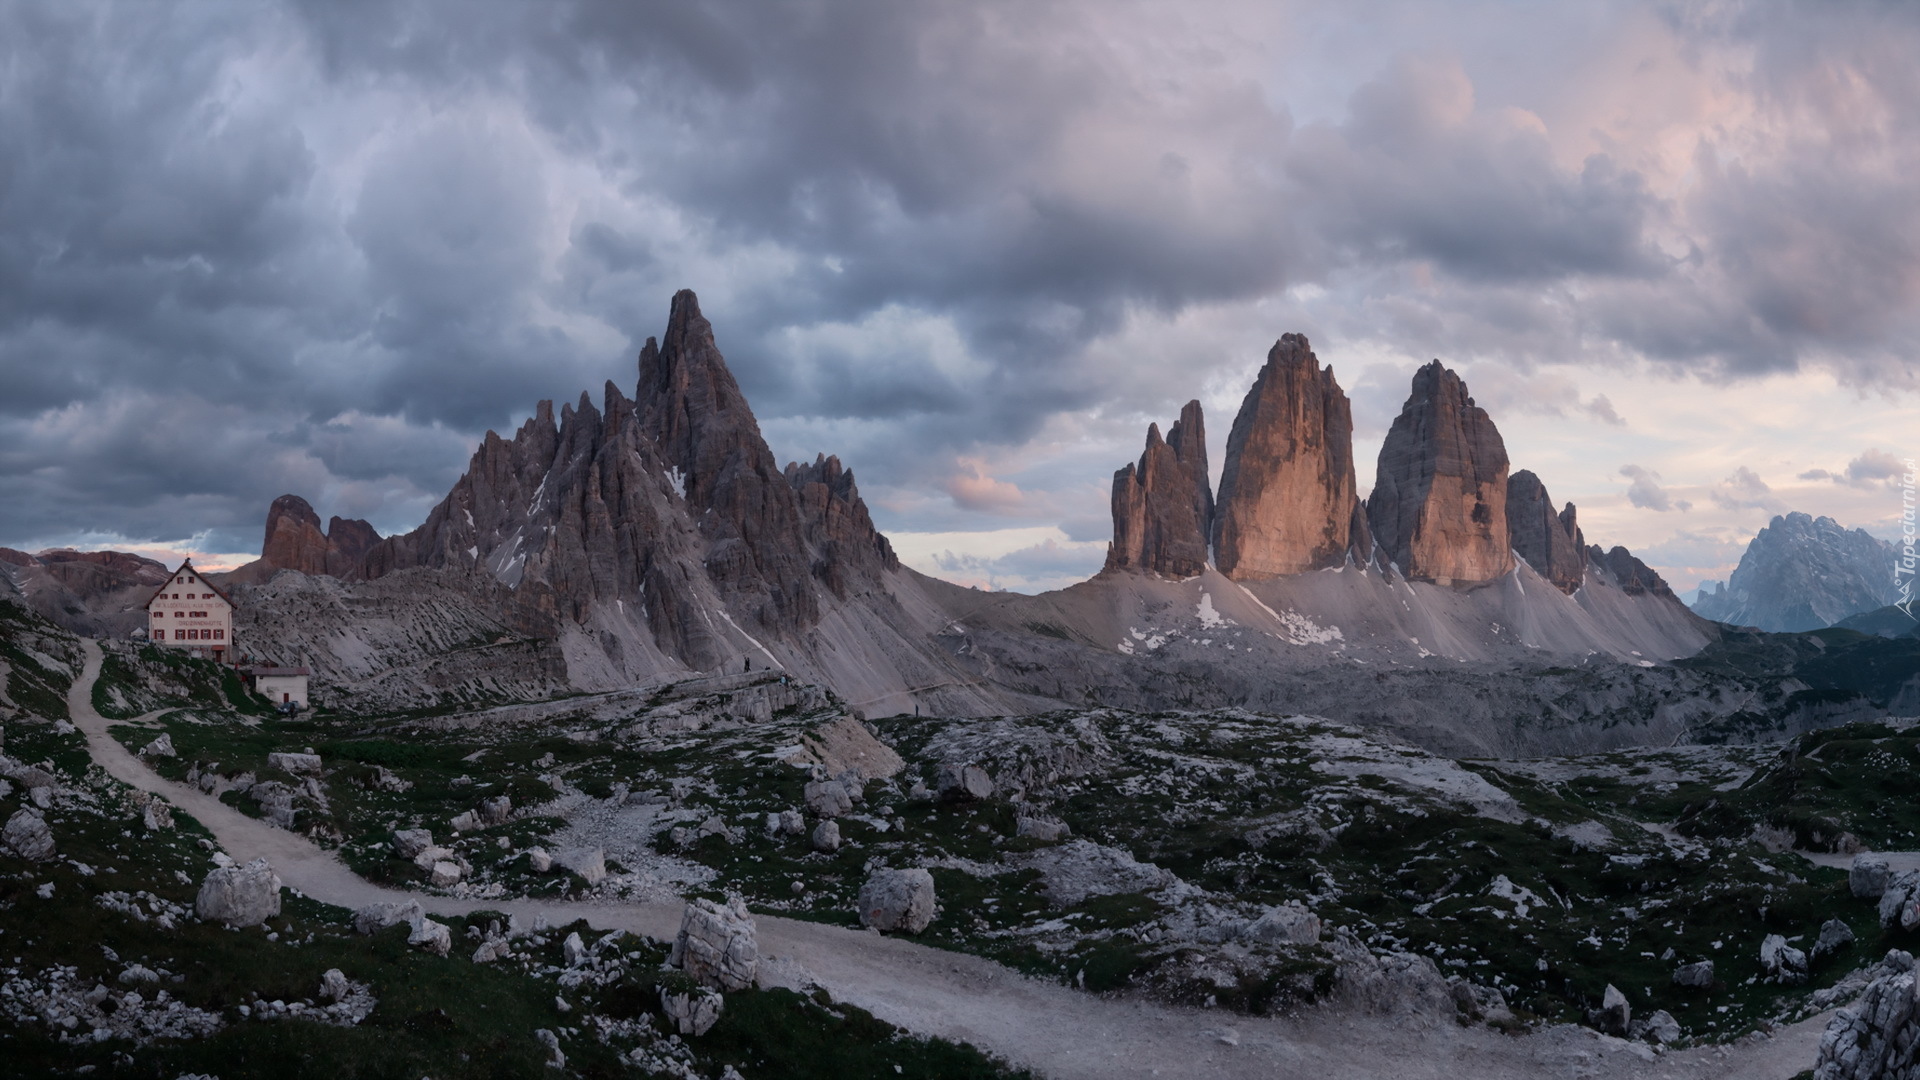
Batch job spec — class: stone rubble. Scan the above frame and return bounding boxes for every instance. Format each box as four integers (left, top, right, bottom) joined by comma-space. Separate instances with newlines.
1880, 870, 1920, 931
660, 985, 724, 1036
0, 963, 225, 1045
1813, 951, 1920, 1080
1762, 933, 1810, 984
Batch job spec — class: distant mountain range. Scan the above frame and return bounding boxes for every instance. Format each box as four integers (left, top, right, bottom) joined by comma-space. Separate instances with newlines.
50, 290, 1887, 752
1691, 512, 1899, 632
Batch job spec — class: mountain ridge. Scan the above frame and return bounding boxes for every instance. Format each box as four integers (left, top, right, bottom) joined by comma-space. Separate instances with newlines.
86, 291, 1725, 743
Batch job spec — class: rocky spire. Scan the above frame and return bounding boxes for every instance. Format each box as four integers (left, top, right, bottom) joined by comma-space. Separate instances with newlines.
637, 289, 819, 633
261, 495, 328, 576
1507, 470, 1585, 594
1212, 334, 1365, 579
353, 289, 901, 672
261, 495, 382, 578
1365, 361, 1513, 585
786, 454, 900, 597
1105, 401, 1212, 577
1588, 545, 1677, 601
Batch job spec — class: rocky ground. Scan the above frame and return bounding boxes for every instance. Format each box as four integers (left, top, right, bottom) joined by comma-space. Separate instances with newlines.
6, 590, 1920, 1077
0, 600, 1031, 1079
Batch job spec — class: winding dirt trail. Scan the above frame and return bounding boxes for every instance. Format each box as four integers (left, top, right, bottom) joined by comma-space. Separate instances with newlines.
67, 640, 1831, 1079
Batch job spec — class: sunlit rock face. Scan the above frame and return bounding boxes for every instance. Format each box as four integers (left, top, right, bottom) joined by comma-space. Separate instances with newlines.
1366, 361, 1514, 586
1106, 400, 1213, 578
261, 494, 380, 579
1507, 470, 1586, 595
1212, 334, 1366, 580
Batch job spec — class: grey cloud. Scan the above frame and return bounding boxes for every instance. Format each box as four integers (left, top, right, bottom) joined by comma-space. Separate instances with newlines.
1584, 395, 1624, 426
1709, 466, 1783, 512
1845, 448, 1907, 487
1286, 53, 1661, 283
1802, 448, 1911, 489
930, 536, 1105, 592
3, 0, 1918, 577
1619, 464, 1688, 513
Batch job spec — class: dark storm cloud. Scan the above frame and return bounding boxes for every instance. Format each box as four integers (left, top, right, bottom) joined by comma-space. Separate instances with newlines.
1286, 53, 1662, 282
1, 0, 1916, 563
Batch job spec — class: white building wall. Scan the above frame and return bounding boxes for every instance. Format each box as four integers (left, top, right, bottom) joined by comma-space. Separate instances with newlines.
146, 566, 233, 655
255, 675, 309, 707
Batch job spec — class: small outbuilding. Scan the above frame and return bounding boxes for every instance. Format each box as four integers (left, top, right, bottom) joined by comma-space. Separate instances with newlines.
244, 666, 311, 709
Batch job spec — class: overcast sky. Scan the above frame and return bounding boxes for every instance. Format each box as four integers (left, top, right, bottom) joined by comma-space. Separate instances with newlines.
2, 0, 1915, 593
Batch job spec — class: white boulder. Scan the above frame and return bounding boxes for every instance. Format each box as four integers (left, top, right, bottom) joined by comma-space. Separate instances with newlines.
552, 847, 605, 885
1761, 933, 1809, 984
804, 779, 853, 819
195, 858, 282, 928
1245, 903, 1321, 945
407, 915, 451, 956
2, 808, 55, 862
391, 829, 433, 860
936, 762, 994, 802
267, 751, 322, 775
1879, 871, 1920, 931
1596, 983, 1630, 1035
857, 867, 936, 934
670, 897, 758, 991
1852, 853, 1893, 899
810, 819, 841, 853
352, 900, 422, 935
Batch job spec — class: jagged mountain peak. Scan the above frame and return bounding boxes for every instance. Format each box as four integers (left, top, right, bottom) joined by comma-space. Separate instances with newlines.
280, 289, 898, 676
1106, 399, 1212, 578
1692, 511, 1895, 631
1366, 360, 1512, 585
1507, 470, 1585, 594
1212, 334, 1363, 580
261, 494, 381, 579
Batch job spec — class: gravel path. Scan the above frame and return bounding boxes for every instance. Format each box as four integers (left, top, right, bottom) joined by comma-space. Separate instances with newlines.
66, 640, 1832, 1079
